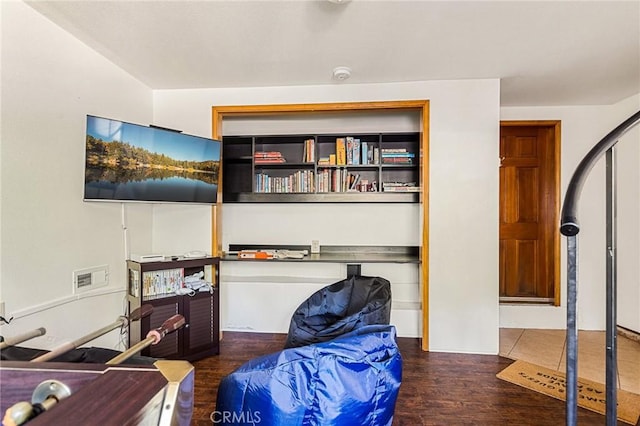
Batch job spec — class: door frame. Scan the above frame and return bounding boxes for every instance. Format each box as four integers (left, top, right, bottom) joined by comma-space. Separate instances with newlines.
499, 120, 562, 306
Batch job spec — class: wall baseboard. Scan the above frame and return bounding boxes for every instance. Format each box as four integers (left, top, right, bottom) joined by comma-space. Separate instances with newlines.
617, 325, 640, 343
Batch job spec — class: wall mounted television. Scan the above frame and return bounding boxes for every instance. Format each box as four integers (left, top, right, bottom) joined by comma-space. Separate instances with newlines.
84, 115, 220, 204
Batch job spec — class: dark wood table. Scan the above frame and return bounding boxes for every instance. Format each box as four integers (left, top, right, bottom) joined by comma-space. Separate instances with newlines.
0, 359, 194, 425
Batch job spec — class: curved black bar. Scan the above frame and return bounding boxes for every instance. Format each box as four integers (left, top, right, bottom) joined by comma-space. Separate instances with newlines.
560, 110, 640, 236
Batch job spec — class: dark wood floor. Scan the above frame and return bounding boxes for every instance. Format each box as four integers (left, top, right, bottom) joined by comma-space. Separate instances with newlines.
192, 332, 633, 425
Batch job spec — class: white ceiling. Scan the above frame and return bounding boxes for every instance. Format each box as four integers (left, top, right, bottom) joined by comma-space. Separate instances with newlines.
26, 0, 640, 107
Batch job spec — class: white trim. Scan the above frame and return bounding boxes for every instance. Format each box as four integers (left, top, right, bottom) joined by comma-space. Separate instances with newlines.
11, 287, 125, 320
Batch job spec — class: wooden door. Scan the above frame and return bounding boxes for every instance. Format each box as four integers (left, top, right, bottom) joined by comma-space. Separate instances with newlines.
499, 122, 560, 304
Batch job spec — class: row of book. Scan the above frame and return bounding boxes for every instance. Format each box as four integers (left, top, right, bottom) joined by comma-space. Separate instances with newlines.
333, 137, 380, 166
141, 268, 184, 299
255, 144, 415, 166
316, 168, 378, 193
252, 172, 418, 193
318, 146, 381, 166
255, 170, 315, 193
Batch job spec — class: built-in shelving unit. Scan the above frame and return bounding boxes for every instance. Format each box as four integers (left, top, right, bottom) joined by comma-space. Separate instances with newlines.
222, 132, 419, 203
211, 100, 430, 350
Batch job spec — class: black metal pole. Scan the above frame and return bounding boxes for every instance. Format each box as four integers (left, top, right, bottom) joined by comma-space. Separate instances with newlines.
605, 147, 618, 425
566, 235, 578, 426
561, 110, 640, 237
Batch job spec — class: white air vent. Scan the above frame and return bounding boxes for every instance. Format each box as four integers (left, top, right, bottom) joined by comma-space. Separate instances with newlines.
73, 265, 108, 293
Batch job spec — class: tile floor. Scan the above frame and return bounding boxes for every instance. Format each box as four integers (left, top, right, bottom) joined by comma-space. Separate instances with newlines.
499, 328, 640, 395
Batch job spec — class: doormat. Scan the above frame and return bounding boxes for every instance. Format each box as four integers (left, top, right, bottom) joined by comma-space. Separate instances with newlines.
496, 360, 640, 425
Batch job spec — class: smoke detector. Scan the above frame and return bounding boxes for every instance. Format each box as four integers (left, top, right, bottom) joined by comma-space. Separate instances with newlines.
332, 67, 352, 82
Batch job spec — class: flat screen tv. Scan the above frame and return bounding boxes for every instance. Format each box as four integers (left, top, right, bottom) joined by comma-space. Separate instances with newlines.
84, 115, 220, 204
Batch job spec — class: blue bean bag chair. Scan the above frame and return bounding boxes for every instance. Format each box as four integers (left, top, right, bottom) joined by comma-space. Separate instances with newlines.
284, 275, 392, 349
215, 324, 402, 426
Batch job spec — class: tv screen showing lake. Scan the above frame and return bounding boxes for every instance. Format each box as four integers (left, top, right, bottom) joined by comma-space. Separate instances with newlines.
85, 175, 218, 203
84, 115, 220, 204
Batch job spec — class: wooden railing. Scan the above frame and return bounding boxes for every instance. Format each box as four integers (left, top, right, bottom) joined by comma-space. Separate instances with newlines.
560, 110, 640, 425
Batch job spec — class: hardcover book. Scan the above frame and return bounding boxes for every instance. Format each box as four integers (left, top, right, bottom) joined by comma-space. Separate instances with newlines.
336, 138, 346, 165
346, 136, 354, 165
361, 142, 368, 165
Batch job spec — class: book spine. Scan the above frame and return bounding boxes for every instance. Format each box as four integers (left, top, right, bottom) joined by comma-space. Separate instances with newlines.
336, 138, 346, 165
254, 151, 283, 157
381, 148, 409, 153
308, 139, 315, 162
324, 169, 329, 193
361, 142, 368, 165
346, 136, 354, 165
381, 152, 415, 157
382, 157, 414, 164
353, 138, 361, 165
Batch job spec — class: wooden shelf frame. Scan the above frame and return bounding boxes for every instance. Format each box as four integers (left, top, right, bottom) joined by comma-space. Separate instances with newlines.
211, 100, 430, 350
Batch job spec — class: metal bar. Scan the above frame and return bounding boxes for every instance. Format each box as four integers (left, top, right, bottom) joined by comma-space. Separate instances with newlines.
31, 319, 126, 362
566, 235, 578, 426
106, 335, 155, 365
605, 147, 618, 425
0, 327, 46, 350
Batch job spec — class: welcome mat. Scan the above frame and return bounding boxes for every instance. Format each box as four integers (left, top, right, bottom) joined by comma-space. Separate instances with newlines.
497, 360, 640, 425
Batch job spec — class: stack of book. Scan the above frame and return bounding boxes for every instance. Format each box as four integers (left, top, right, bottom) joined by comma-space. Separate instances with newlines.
381, 148, 415, 164
254, 151, 285, 164
382, 182, 420, 192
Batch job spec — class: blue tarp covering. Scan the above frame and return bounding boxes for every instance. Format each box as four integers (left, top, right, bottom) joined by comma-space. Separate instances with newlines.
215, 324, 402, 426
284, 275, 392, 349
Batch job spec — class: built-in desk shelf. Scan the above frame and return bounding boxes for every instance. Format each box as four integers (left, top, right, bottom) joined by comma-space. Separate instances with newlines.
221, 245, 420, 264
219, 244, 421, 337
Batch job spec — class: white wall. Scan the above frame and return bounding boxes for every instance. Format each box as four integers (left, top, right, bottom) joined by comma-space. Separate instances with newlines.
154, 79, 501, 354
0, 1, 154, 350
500, 94, 640, 331
615, 96, 640, 333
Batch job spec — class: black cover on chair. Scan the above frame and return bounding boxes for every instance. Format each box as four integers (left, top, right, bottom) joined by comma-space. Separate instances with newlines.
0, 346, 157, 365
284, 275, 391, 348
